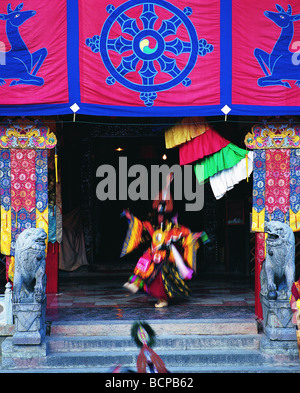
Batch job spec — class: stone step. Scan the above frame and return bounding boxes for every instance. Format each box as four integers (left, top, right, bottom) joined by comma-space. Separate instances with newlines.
6, 316, 300, 372
2, 333, 300, 372
1, 335, 265, 370
48, 334, 261, 353
41, 348, 265, 369
2, 363, 300, 373
164, 364, 300, 373
49, 318, 258, 337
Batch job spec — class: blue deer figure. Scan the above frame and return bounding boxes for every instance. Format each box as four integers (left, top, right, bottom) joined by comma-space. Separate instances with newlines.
254, 4, 300, 88
0, 3, 47, 86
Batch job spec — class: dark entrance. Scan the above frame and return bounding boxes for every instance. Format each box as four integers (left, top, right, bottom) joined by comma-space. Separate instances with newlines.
60, 118, 253, 276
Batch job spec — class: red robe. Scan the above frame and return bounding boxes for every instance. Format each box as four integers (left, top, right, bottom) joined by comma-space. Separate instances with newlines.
121, 214, 199, 300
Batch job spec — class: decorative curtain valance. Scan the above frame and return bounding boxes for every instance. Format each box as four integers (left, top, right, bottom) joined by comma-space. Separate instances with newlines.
245, 123, 300, 150
165, 118, 253, 199
0, 121, 57, 149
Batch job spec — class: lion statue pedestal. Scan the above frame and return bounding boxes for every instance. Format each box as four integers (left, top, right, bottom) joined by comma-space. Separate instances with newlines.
2, 228, 49, 368
260, 295, 299, 361
12, 299, 47, 345
260, 295, 296, 341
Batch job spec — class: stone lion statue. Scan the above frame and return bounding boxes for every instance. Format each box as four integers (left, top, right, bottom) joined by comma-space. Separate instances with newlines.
12, 228, 47, 304
260, 221, 295, 300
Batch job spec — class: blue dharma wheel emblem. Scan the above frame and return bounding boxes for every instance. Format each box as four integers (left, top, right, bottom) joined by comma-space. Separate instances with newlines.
86, 0, 214, 106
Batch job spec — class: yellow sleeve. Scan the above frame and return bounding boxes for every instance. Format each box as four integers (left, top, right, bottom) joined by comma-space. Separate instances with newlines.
183, 233, 199, 272
120, 215, 143, 257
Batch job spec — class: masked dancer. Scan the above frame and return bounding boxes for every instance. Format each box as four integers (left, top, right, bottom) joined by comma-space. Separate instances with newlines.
121, 174, 208, 308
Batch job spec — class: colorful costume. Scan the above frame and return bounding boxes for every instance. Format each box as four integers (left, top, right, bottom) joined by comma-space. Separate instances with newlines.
290, 279, 300, 358
290, 279, 300, 327
291, 280, 300, 301
121, 211, 205, 306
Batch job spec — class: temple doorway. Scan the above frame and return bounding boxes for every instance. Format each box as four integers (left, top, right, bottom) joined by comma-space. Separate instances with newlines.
59, 118, 253, 279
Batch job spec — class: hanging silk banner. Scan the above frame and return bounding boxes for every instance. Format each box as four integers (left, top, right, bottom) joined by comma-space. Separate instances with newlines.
251, 150, 266, 232
0, 149, 11, 255
265, 149, 290, 222
165, 118, 253, 199
79, 0, 220, 116
179, 127, 230, 165
164, 117, 209, 149
48, 148, 57, 244
0, 1, 69, 115
245, 120, 300, 232
289, 149, 300, 230
0, 118, 57, 280
10, 149, 36, 256
35, 150, 49, 243
232, 1, 300, 115
0, 1, 300, 116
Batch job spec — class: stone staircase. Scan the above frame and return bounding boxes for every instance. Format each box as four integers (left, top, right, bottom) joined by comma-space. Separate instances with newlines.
2, 318, 300, 373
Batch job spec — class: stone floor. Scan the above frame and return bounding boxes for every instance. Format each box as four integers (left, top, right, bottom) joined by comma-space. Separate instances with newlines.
45, 272, 257, 323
